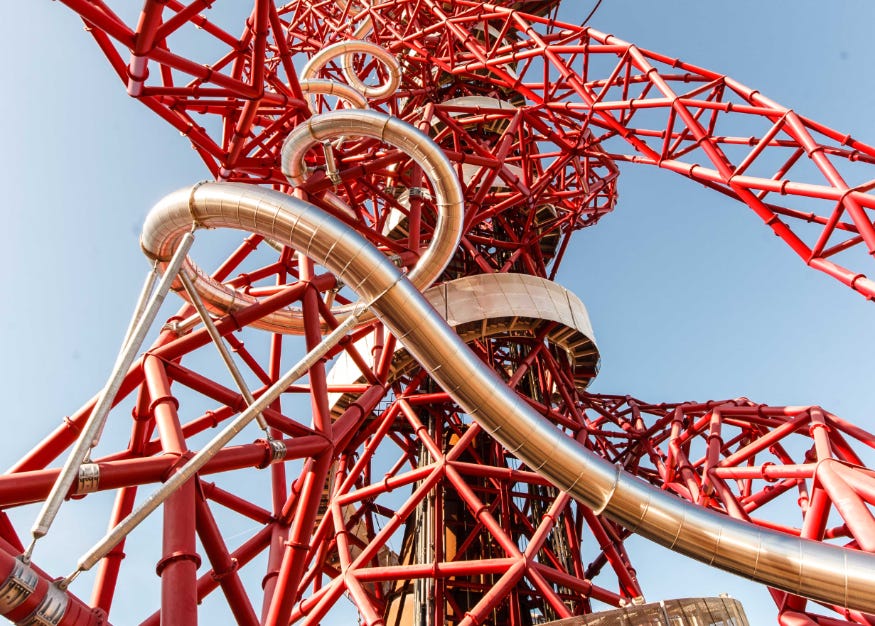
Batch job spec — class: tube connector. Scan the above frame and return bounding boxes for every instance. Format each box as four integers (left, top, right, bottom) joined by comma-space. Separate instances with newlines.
18, 583, 68, 626
0, 559, 37, 614
258, 439, 288, 469
77, 464, 101, 495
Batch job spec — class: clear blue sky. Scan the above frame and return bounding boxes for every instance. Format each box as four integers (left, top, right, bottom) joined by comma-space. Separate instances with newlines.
1, 1, 874, 623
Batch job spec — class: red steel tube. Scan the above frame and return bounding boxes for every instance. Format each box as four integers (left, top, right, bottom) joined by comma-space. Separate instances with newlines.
263, 453, 332, 626
816, 462, 875, 552
143, 355, 187, 455
194, 494, 259, 626
0, 548, 105, 625
90, 486, 137, 615
158, 478, 199, 625
0, 436, 328, 508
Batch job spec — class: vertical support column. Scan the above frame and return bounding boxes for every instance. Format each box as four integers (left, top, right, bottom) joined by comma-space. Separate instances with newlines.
264, 261, 336, 625
195, 495, 259, 626
90, 487, 137, 614
261, 325, 290, 623
144, 356, 187, 456
144, 355, 200, 625
158, 479, 200, 625
414, 412, 434, 626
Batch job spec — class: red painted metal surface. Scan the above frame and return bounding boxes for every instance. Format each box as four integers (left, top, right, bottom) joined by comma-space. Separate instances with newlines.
1, 1, 874, 625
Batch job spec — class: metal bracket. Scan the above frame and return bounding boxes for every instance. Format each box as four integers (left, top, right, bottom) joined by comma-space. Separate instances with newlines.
321, 140, 343, 185
17, 583, 68, 626
406, 186, 432, 200
77, 463, 100, 495
0, 559, 37, 614
257, 438, 287, 470
268, 439, 287, 464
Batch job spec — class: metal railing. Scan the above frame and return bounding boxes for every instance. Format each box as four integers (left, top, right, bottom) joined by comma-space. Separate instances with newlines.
544, 596, 749, 626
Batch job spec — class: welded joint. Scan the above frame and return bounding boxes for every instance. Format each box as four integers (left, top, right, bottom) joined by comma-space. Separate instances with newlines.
591, 463, 621, 516
186, 180, 209, 229
161, 313, 199, 336
210, 558, 239, 583
76, 463, 101, 495
0, 559, 37, 614
283, 539, 310, 554
61, 417, 81, 436
760, 461, 779, 484
148, 393, 180, 416
807, 421, 831, 436
16, 583, 68, 626
162, 451, 196, 482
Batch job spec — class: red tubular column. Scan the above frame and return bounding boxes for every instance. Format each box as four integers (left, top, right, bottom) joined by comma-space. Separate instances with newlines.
90, 487, 137, 614
194, 495, 258, 626
817, 463, 875, 552
265, 454, 332, 625
265, 280, 334, 625
157, 478, 200, 625
262, 325, 289, 621
144, 356, 187, 455
143, 355, 200, 624
777, 610, 818, 625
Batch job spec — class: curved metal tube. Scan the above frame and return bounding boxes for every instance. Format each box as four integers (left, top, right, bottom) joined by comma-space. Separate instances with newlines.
300, 40, 400, 102
299, 78, 369, 113
347, 13, 373, 42
141, 182, 875, 613
147, 111, 463, 334
281, 108, 465, 318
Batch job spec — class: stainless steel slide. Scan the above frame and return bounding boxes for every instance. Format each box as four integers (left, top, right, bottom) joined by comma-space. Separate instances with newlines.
142, 179, 875, 614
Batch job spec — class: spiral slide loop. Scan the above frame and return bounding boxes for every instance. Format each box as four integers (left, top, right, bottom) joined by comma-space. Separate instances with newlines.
300, 40, 400, 104
142, 111, 463, 334
298, 78, 368, 113
282, 109, 464, 286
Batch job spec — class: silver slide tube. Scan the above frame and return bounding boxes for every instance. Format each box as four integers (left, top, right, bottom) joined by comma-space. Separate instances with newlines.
141, 182, 875, 612
27, 231, 195, 553
159, 111, 462, 334
300, 41, 400, 102
281, 109, 464, 292
299, 78, 368, 113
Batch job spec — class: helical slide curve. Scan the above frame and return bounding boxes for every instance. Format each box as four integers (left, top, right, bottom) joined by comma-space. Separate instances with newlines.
138, 178, 875, 615
6, 9, 875, 625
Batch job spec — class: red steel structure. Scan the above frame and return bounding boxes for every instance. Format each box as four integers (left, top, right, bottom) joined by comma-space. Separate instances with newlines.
2, 1, 875, 625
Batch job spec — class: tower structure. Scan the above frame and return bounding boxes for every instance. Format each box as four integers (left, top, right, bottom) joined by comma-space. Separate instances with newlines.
1, 2, 875, 625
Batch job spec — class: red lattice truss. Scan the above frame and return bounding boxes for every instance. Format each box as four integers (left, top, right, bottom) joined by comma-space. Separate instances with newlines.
0, 2, 872, 625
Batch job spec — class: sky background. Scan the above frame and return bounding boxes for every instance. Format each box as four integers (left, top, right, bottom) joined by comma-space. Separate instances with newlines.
2, 1, 875, 623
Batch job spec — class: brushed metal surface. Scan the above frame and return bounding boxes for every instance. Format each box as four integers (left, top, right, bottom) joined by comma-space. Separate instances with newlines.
325, 272, 599, 411
141, 181, 875, 612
